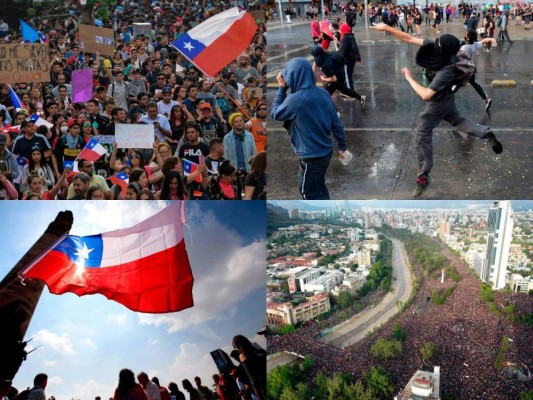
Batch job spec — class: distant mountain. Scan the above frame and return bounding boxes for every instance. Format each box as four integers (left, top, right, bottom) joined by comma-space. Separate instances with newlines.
267, 203, 292, 237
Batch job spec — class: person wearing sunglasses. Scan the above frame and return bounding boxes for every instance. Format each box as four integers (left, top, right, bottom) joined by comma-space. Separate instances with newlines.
245, 101, 267, 153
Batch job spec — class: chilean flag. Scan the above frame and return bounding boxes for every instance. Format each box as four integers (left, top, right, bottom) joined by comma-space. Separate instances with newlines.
9, 85, 23, 109
108, 171, 129, 192
183, 159, 203, 183
172, 7, 257, 77
19, 202, 194, 314
77, 137, 107, 161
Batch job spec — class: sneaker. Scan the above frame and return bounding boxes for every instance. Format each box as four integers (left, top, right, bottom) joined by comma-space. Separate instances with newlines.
485, 131, 503, 154
412, 176, 430, 198
485, 97, 492, 111
360, 95, 367, 110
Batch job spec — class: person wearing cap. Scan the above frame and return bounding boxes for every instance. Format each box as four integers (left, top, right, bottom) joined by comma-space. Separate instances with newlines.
128, 68, 149, 105
0, 133, 19, 183
223, 113, 256, 174
197, 102, 225, 143
157, 86, 179, 117
371, 23, 503, 197
12, 118, 52, 161
51, 118, 86, 178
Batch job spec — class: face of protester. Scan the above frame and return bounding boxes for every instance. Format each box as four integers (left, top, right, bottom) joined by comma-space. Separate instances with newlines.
232, 116, 245, 132
188, 87, 198, 99
69, 124, 80, 136
162, 65, 172, 75
240, 56, 249, 67
31, 150, 42, 163
137, 172, 148, 188
89, 188, 104, 199
82, 122, 92, 133
22, 94, 30, 103
32, 88, 41, 98
92, 66, 100, 77
177, 87, 187, 99
77, 113, 87, 124
24, 122, 36, 135
130, 152, 141, 166
201, 80, 211, 92
58, 87, 68, 98
125, 187, 138, 200
147, 106, 158, 120
117, 110, 127, 122
169, 177, 179, 192
186, 127, 200, 144
162, 91, 173, 103
158, 145, 171, 160
115, 72, 124, 83
47, 103, 59, 115
29, 176, 43, 193
86, 102, 98, 115
73, 178, 89, 197
15, 114, 26, 126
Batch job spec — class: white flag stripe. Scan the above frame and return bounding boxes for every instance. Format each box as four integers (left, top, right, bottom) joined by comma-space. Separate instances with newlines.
187, 8, 248, 47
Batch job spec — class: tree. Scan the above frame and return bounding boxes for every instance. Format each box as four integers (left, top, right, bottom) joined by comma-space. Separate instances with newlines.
420, 341, 437, 363
371, 338, 403, 360
279, 324, 295, 335
393, 323, 407, 342
302, 356, 314, 371
337, 291, 352, 309
267, 364, 304, 400
364, 366, 394, 398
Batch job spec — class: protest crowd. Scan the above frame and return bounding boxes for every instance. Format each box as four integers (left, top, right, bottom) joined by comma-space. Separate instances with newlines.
0, 0, 267, 200
268, 247, 533, 399
2, 335, 266, 400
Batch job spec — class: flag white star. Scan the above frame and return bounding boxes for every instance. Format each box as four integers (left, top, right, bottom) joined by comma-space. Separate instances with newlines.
183, 42, 194, 51
75, 242, 94, 262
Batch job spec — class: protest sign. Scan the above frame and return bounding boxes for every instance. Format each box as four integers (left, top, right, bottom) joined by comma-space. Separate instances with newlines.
79, 25, 115, 56
0, 44, 50, 84
116, 124, 154, 149
72, 69, 93, 103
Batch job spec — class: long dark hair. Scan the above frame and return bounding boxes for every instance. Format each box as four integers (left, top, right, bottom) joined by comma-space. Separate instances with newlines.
117, 369, 136, 398
249, 151, 266, 180
160, 169, 188, 200
28, 146, 49, 171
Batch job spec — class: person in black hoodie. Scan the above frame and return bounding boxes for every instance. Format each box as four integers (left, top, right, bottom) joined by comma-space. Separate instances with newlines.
311, 45, 367, 110
338, 22, 362, 93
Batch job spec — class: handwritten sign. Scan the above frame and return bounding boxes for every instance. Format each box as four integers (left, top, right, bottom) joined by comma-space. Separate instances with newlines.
79, 25, 115, 56
115, 124, 154, 149
0, 44, 50, 84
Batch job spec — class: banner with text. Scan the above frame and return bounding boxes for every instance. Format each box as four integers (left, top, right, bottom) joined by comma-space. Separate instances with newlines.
79, 25, 115, 56
116, 124, 154, 149
0, 44, 50, 84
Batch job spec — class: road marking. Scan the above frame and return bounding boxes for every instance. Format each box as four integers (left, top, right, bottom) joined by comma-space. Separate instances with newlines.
491, 79, 517, 87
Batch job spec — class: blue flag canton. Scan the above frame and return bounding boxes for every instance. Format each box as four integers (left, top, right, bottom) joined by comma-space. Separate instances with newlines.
55, 235, 104, 268
172, 33, 206, 60
115, 172, 128, 181
86, 138, 99, 150
183, 159, 196, 175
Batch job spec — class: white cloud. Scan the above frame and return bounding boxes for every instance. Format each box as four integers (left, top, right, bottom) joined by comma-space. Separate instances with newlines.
148, 338, 159, 346
169, 343, 219, 388
43, 360, 58, 367
106, 313, 129, 326
48, 376, 63, 386
83, 338, 96, 348
69, 378, 116, 400
33, 329, 76, 356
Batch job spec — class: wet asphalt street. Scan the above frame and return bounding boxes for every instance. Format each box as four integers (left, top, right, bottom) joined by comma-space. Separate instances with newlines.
266, 18, 533, 199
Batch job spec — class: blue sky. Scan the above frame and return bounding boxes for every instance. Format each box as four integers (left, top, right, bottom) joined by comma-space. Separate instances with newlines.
0, 202, 266, 400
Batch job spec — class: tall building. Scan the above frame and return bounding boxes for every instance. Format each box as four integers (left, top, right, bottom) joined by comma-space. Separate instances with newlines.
483, 201, 514, 289
289, 208, 300, 219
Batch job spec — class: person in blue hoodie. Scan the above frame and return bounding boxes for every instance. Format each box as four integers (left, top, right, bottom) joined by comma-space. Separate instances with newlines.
271, 57, 348, 200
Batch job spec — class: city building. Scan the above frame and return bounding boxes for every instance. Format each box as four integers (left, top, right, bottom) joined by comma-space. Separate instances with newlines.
266, 292, 331, 326
356, 248, 372, 267
288, 208, 300, 219
303, 270, 344, 293
395, 366, 441, 400
483, 201, 514, 289
509, 273, 533, 294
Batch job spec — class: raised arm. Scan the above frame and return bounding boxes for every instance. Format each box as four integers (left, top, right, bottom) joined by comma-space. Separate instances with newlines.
371, 22, 424, 46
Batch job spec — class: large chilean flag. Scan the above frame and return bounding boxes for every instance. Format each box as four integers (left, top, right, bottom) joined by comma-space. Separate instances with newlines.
19, 202, 194, 314
172, 7, 257, 77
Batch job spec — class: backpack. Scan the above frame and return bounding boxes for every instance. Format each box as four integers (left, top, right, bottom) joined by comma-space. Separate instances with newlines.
14, 388, 34, 400
453, 49, 476, 87
217, 96, 232, 114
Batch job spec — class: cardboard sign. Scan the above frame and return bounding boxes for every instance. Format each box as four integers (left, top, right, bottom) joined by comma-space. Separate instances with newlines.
0, 44, 50, 84
115, 124, 154, 149
248, 87, 263, 99
79, 24, 115, 56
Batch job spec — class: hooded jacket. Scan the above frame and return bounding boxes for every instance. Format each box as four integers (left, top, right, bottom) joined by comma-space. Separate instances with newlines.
338, 32, 361, 63
271, 58, 347, 159
0, 148, 19, 180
